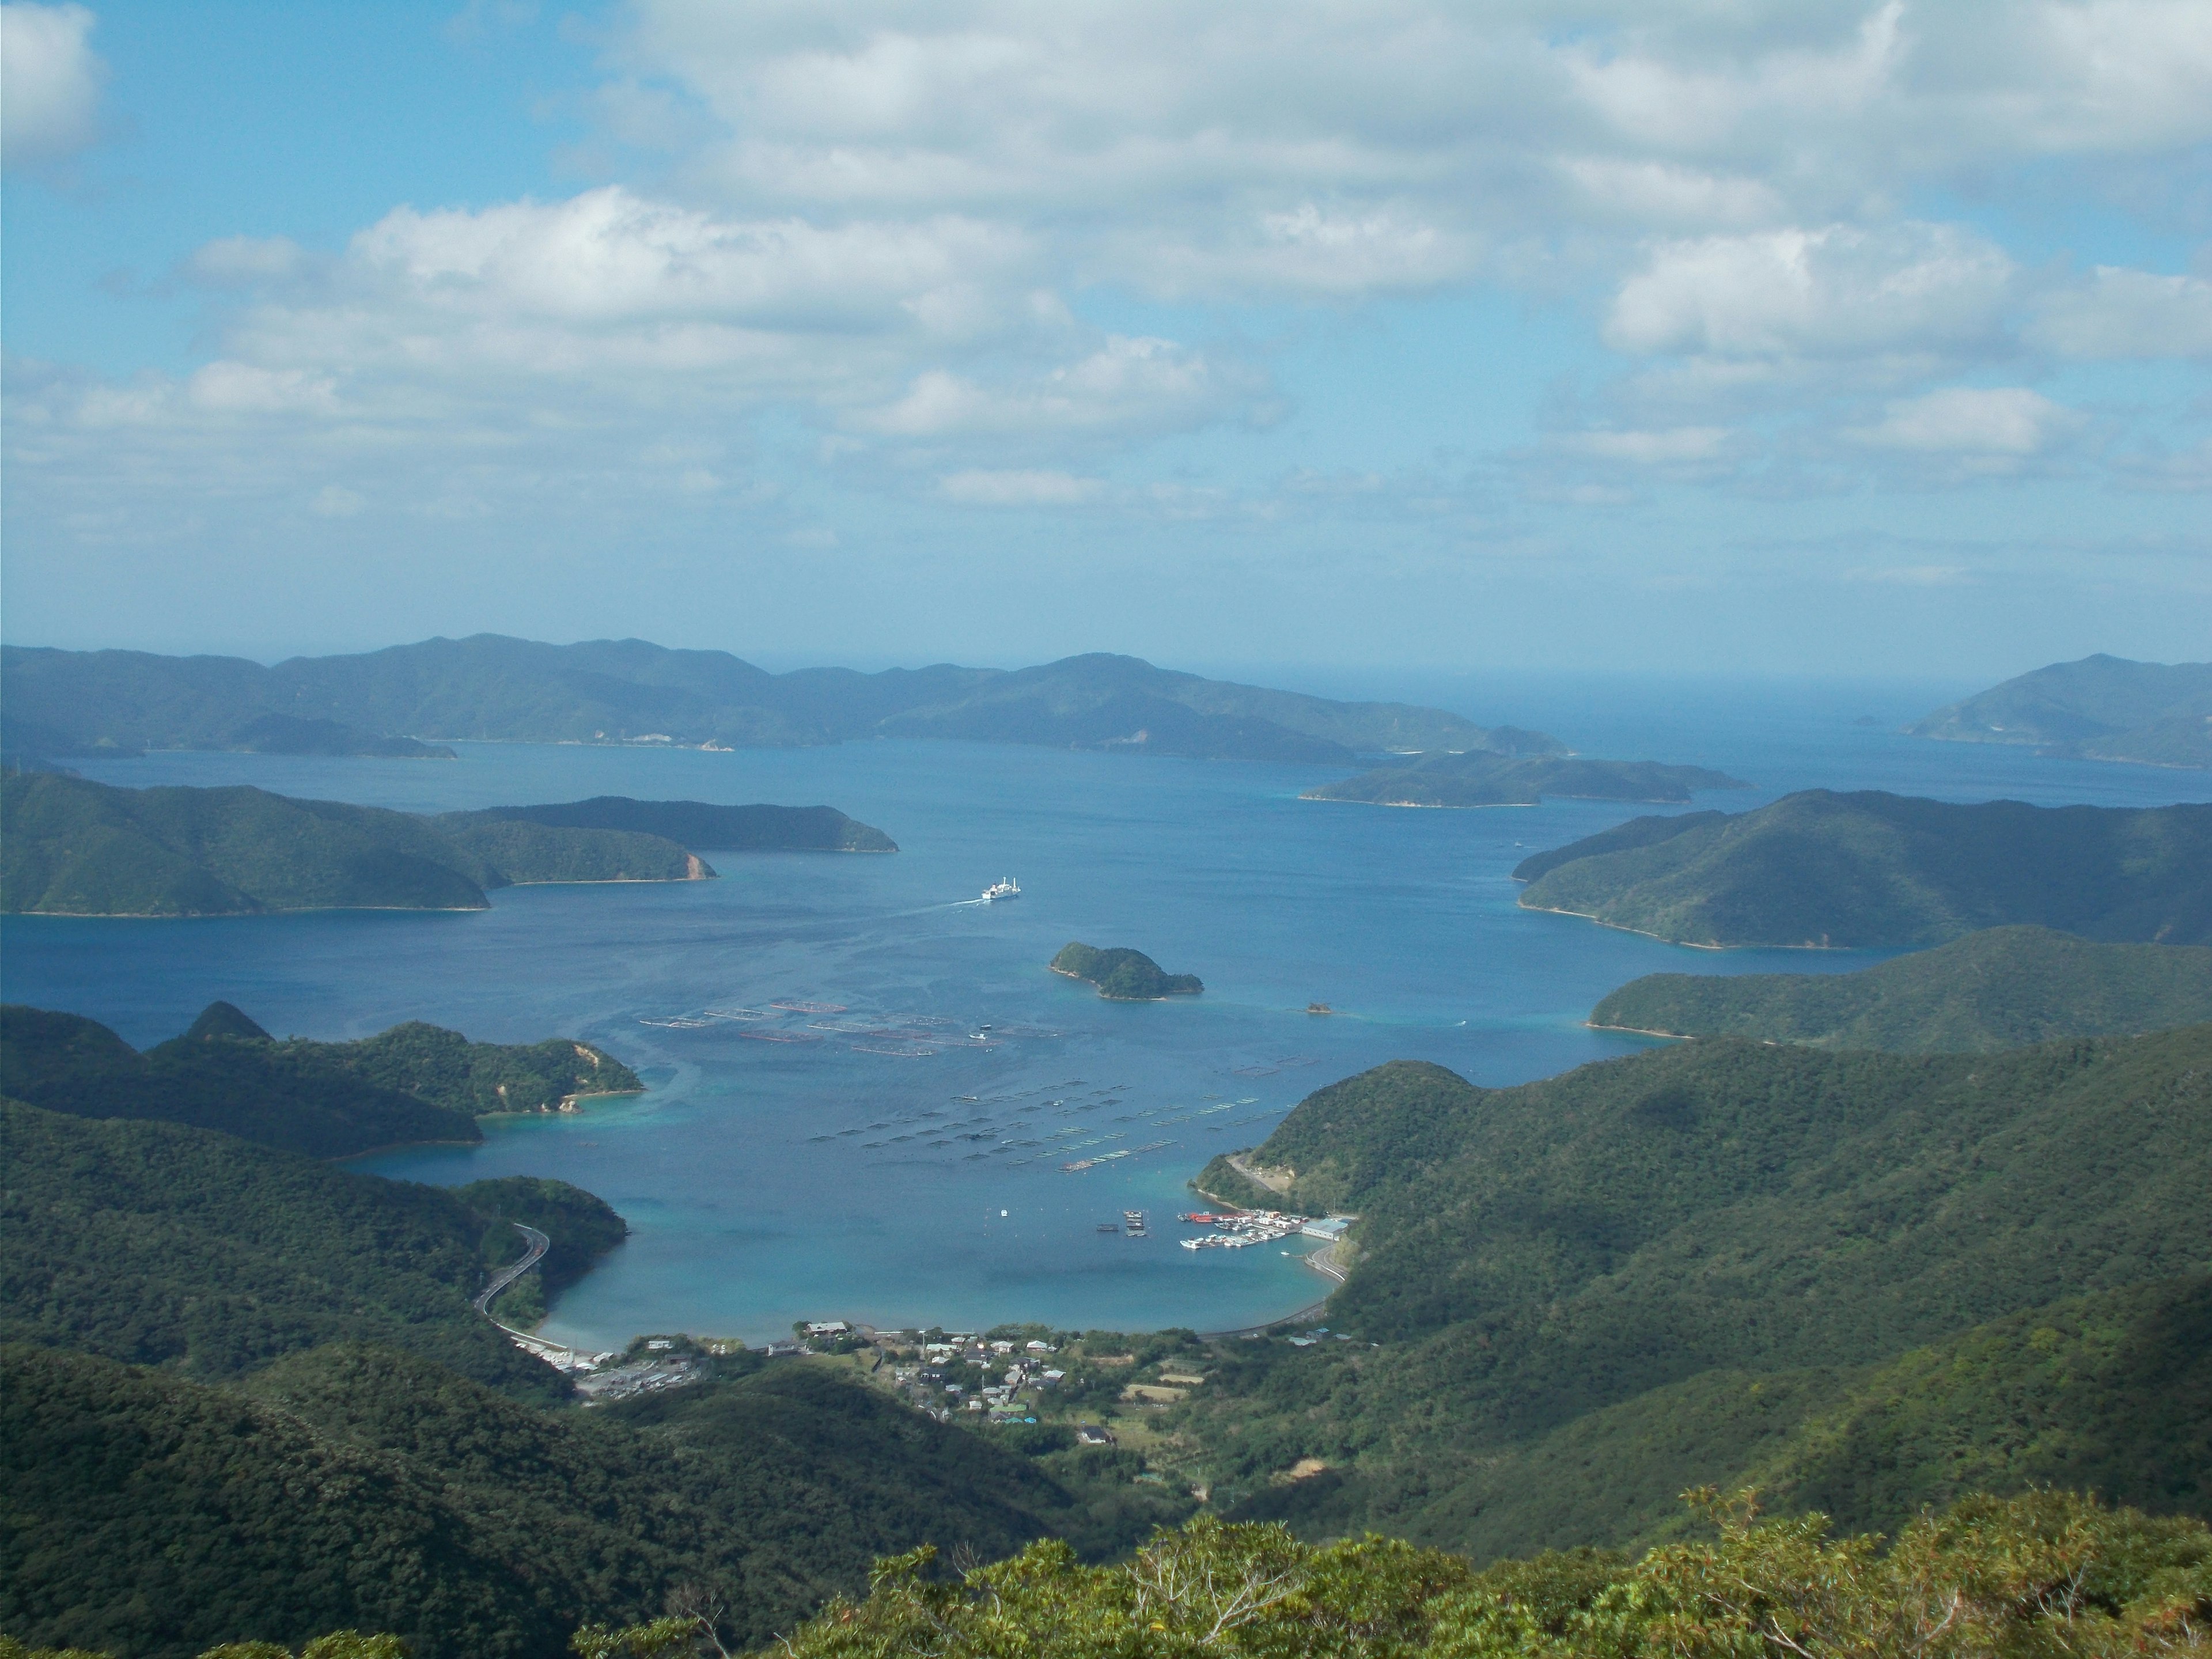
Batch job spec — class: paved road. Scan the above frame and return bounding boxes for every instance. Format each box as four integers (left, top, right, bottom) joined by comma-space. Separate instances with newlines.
474, 1222, 549, 1314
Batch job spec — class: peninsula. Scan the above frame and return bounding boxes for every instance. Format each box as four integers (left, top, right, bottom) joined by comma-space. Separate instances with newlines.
1050, 942, 1204, 1000
1589, 925, 2212, 1051
1304, 752, 1746, 808
0, 774, 896, 915
1, 999, 643, 1158
1907, 653, 2212, 769
1513, 789, 2212, 948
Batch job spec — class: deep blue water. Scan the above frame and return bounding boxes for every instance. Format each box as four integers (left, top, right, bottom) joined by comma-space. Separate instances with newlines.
6, 675, 2207, 1347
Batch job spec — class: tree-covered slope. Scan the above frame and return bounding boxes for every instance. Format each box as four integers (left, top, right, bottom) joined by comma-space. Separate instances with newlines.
1050, 942, 1203, 999
1513, 790, 2212, 947
0, 1342, 1089, 1659
1590, 926, 2212, 1051
1908, 653, 2212, 768
0, 1006, 482, 1156
0, 1101, 615, 1395
276, 1020, 642, 1117
0, 637, 1547, 765
1177, 1028, 2212, 1547
0, 775, 721, 914
1304, 753, 1746, 808
453, 796, 896, 852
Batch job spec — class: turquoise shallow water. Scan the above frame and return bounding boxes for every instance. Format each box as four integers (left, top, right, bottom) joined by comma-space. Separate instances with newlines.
6, 675, 2207, 1346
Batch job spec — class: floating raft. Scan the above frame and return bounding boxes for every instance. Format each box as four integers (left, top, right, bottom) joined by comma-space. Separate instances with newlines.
850, 1041, 936, 1058
703, 1006, 776, 1021
638, 1016, 713, 1029
771, 999, 847, 1014
736, 1030, 823, 1044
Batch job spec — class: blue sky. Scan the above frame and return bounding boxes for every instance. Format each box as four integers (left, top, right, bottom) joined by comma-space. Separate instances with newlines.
3, 0, 2208, 677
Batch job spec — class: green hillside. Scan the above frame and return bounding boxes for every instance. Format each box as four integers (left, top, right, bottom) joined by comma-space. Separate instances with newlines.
1174, 1028, 2212, 1549
0, 1100, 612, 1395
1050, 942, 1203, 999
1, 1002, 642, 1154
1909, 653, 2212, 768
0, 638, 1547, 766
0, 1006, 482, 1156
0, 1342, 1091, 1659
1304, 753, 1745, 808
456, 797, 897, 852
1513, 790, 2212, 948
1590, 926, 2212, 1051
0, 775, 724, 914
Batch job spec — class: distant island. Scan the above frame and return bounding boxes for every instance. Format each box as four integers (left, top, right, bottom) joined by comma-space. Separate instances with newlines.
0, 637, 1559, 768
1590, 926, 2212, 1051
1513, 789, 2212, 948
1907, 653, 2212, 769
1, 774, 897, 915
456, 796, 896, 853
1304, 752, 1747, 808
1, 1000, 641, 1158
1050, 942, 1203, 1000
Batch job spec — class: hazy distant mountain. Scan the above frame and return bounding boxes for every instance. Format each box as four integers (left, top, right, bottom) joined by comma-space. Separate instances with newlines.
1907, 653, 2212, 768
1512, 789, 2212, 948
1302, 752, 1746, 807
0, 637, 1550, 766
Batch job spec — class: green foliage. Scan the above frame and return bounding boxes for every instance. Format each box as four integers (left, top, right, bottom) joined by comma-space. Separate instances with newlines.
0, 1100, 600, 1394
1591, 926, 2212, 1051
1051, 944, 1203, 1000
1175, 1029, 2212, 1547
1515, 790, 2212, 948
0, 775, 730, 915
1908, 652, 2212, 768
454, 798, 896, 853
0, 1339, 1166, 1659
276, 1020, 643, 1118
1, 1006, 480, 1157
747, 1494, 2212, 1657
1304, 756, 1745, 809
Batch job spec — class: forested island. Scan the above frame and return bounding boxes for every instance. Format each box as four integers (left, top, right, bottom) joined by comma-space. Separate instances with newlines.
1304, 752, 1747, 808
1050, 942, 1204, 999
0, 637, 1555, 767
1590, 925, 2212, 1051
0, 774, 896, 915
1908, 652, 2212, 768
1512, 789, 2212, 948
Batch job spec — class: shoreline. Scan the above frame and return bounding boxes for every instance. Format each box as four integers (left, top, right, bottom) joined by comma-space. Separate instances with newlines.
1516, 899, 1856, 952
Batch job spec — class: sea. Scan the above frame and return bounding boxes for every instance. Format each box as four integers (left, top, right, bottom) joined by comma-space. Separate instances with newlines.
7, 672, 2209, 1350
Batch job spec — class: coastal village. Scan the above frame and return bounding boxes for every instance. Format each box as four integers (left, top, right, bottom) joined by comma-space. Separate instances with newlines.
498, 1207, 1361, 1483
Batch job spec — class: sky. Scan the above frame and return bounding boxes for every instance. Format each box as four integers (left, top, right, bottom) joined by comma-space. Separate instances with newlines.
3, 0, 2209, 679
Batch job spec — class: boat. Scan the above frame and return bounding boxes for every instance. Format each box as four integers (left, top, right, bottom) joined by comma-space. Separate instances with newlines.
981, 877, 1021, 902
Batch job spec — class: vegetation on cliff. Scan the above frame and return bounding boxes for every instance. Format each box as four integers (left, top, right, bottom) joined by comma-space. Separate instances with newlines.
1305, 754, 1745, 809
1513, 790, 2212, 948
1590, 926, 2212, 1051
1051, 942, 1204, 999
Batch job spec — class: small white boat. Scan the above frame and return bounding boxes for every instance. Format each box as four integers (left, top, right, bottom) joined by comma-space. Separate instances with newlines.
982, 877, 1021, 902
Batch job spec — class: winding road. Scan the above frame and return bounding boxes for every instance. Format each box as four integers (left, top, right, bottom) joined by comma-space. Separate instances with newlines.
474, 1222, 550, 1314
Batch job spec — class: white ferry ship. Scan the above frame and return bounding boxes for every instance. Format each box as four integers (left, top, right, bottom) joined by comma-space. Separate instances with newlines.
982, 877, 1021, 902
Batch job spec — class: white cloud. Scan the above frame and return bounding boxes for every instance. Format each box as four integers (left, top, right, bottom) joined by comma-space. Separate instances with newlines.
859, 337, 1244, 438
1606, 222, 2016, 360
2027, 266, 2212, 358
187, 362, 339, 416
1851, 387, 2078, 453
1558, 426, 1733, 464
939, 468, 1104, 505
309, 484, 366, 517
2, 2, 105, 168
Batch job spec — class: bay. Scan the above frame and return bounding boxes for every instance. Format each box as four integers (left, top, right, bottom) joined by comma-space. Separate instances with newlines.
6, 673, 2206, 1348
